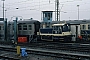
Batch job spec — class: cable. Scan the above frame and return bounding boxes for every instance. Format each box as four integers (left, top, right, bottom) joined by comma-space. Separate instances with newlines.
3, 2, 55, 13
5, 0, 61, 11
4, 2, 90, 14
60, 4, 64, 11
6, 0, 75, 7
5, 0, 87, 8
64, 9, 90, 13
6, 0, 53, 7
1, 0, 90, 13
6, 0, 32, 6
2, 5, 89, 13
5, 2, 55, 11
5, 5, 90, 14
5, 0, 55, 11
60, 0, 82, 3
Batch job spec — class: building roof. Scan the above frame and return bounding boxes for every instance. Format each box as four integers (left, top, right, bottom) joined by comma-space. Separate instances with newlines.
66, 20, 90, 24
42, 20, 90, 24
8, 18, 40, 24
17, 20, 40, 24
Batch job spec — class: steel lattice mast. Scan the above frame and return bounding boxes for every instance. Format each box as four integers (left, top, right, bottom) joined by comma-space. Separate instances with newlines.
55, 0, 60, 21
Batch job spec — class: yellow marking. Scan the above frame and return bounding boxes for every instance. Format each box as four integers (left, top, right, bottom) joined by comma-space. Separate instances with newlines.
17, 46, 20, 55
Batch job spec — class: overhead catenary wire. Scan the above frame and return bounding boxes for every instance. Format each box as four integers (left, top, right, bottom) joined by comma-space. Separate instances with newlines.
5, 0, 33, 6
0, 0, 82, 9
6, 0, 54, 7
5, 1, 89, 11
1, 0, 89, 15
1, 0, 90, 20
4, 0, 55, 10
0, 0, 53, 11
0, 0, 89, 13
6, 3, 55, 12
5, 0, 81, 7
60, 0, 82, 3
4, 2, 55, 11
0, 0, 88, 13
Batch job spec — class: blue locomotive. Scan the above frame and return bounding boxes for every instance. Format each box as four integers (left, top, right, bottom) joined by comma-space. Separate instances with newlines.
37, 23, 72, 42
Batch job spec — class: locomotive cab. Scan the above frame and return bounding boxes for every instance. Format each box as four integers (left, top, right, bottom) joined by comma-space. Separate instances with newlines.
52, 24, 70, 34
52, 23, 72, 42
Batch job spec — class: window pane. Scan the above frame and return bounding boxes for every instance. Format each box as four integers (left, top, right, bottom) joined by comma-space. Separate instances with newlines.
28, 25, 32, 30
48, 13, 50, 20
82, 25, 86, 29
88, 25, 90, 29
2, 26, 4, 30
51, 13, 52, 18
12, 25, 14, 30
45, 13, 47, 17
0, 26, 1, 30
18, 25, 22, 30
23, 25, 27, 30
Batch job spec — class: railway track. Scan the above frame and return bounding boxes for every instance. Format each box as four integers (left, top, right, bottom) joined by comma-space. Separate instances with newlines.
0, 46, 21, 60
0, 45, 90, 60
1, 41, 90, 54
0, 41, 90, 60
18, 42, 90, 54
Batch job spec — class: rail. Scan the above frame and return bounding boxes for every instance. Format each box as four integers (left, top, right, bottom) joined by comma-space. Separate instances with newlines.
0, 45, 90, 60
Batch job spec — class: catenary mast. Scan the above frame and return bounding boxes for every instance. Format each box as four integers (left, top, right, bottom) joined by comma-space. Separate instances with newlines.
55, 0, 60, 21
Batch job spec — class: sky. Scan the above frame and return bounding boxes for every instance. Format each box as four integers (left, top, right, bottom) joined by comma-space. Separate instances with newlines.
0, 0, 90, 21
